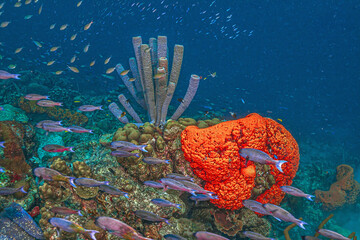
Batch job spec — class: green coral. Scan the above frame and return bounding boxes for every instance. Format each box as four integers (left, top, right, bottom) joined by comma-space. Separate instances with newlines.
0, 104, 29, 123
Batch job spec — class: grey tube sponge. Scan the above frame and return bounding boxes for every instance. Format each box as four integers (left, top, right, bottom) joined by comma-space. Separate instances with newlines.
108, 102, 129, 124
157, 36, 167, 59
118, 94, 143, 123
155, 67, 167, 127
129, 57, 143, 97
160, 82, 176, 125
149, 37, 158, 68
140, 44, 156, 122
170, 74, 200, 121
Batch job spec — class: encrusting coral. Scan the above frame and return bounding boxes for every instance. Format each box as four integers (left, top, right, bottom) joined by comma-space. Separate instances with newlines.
315, 164, 360, 211
181, 113, 300, 210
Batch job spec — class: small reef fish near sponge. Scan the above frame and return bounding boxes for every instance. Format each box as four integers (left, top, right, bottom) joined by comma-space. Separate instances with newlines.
181, 113, 300, 210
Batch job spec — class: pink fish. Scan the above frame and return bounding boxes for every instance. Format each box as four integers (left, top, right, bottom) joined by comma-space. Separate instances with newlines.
42, 144, 74, 153
37, 100, 62, 107
50, 207, 83, 216
0, 70, 20, 80
78, 105, 103, 112
25, 94, 49, 101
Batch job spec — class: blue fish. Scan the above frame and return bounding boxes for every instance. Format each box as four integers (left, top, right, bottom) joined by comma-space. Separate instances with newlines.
151, 199, 181, 209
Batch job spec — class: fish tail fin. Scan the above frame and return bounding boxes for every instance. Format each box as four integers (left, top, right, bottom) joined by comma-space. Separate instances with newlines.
19, 186, 27, 194
275, 160, 287, 173
104, 181, 110, 185
165, 159, 171, 164
89, 130, 93, 133
14, 74, 21, 79
99, 105, 103, 110
0, 141, 5, 148
77, 210, 83, 216
175, 204, 181, 209
45, 96, 50, 99
296, 219, 308, 230
123, 193, 129, 199
85, 230, 99, 240
68, 177, 77, 188
66, 128, 73, 132
58, 121, 62, 125
163, 218, 170, 225
135, 153, 140, 158
58, 102, 63, 106
306, 194, 315, 201
69, 147, 75, 152
190, 190, 197, 196
140, 145, 148, 152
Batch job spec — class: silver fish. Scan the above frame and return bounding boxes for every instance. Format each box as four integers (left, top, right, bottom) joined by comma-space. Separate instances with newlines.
179, 180, 215, 197
111, 150, 139, 158
41, 123, 72, 132
34, 167, 76, 188
166, 173, 194, 181
239, 148, 287, 173
68, 125, 93, 133
49, 218, 98, 240
142, 157, 170, 164
243, 231, 275, 240
36, 120, 62, 129
0, 186, 27, 195
134, 210, 169, 224
99, 185, 128, 198
160, 178, 196, 196
242, 200, 270, 215
74, 178, 109, 187
164, 234, 187, 240
195, 231, 229, 240
190, 194, 217, 205
111, 141, 147, 152
317, 229, 351, 240
151, 199, 181, 209
144, 181, 163, 189
280, 186, 315, 201
263, 203, 307, 229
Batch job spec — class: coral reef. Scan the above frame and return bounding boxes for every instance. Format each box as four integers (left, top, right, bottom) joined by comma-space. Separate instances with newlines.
181, 113, 300, 210
110, 36, 200, 126
315, 164, 360, 211
17, 97, 88, 126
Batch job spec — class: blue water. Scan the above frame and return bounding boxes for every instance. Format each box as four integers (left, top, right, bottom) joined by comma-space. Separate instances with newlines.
0, 0, 359, 239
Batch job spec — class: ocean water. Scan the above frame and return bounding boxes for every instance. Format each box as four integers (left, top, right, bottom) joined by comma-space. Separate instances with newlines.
0, 0, 359, 239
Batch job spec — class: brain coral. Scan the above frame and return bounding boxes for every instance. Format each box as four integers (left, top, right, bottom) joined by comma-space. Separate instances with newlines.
181, 113, 299, 210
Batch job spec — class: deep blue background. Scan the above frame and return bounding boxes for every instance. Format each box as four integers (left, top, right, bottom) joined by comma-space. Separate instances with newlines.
1, 0, 359, 152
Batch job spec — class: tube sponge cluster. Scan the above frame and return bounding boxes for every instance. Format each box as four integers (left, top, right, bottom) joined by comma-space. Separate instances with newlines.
181, 113, 300, 210
110, 36, 200, 126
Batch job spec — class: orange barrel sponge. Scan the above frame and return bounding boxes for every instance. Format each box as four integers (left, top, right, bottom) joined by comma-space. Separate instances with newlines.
181, 113, 300, 210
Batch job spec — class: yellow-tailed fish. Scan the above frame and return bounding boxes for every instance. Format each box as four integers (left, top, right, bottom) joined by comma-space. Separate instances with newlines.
47, 60, 55, 66
153, 73, 165, 79
60, 24, 68, 31
38, 4, 43, 14
120, 69, 130, 76
8, 64, 16, 69
277, 118, 283, 122
50, 46, 60, 52
74, 100, 81, 103
70, 34, 77, 41
104, 56, 111, 65
107, 100, 111, 102
15, 47, 23, 54
0, 11, 3, 17
106, 67, 116, 74
0, 3, 4, 9
24, 15, 33, 20
83, 44, 90, 53
33, 40, 42, 48
90, 60, 95, 67
77, 1, 82, 7
14, 2, 22, 7
67, 65, 79, 73
70, 55, 76, 63
129, 78, 136, 82
55, 70, 63, 75
0, 21, 10, 28
84, 21, 93, 31
25, 0, 32, 4
50, 23, 56, 29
